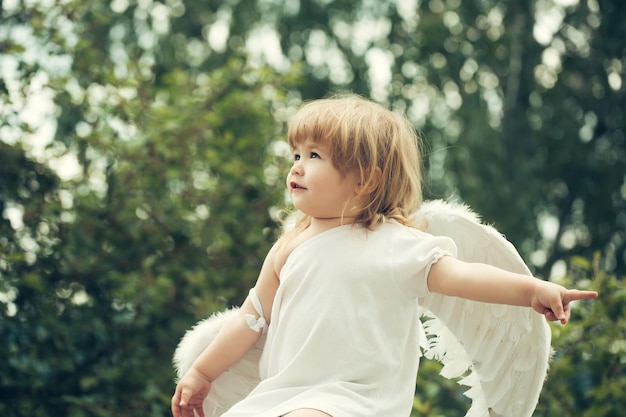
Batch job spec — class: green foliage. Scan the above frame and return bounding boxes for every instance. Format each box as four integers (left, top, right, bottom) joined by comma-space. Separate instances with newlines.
171, 0, 626, 277
1, 66, 290, 416
412, 359, 471, 417
1, 2, 295, 414
1, 0, 624, 416
535, 257, 626, 417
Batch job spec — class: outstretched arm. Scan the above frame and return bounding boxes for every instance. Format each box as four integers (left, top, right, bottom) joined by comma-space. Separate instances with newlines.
171, 244, 280, 417
428, 256, 598, 324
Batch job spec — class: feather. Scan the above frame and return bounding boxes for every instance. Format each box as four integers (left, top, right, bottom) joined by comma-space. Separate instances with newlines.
414, 199, 552, 417
173, 308, 265, 416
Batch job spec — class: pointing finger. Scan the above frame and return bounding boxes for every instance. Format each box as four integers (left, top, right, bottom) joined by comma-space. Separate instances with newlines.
563, 290, 598, 308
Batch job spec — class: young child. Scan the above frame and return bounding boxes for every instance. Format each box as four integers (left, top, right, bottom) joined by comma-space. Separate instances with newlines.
171, 94, 598, 417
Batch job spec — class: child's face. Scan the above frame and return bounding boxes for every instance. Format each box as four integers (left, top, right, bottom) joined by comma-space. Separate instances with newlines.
287, 139, 361, 220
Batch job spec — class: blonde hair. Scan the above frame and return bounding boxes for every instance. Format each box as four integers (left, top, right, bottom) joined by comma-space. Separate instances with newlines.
287, 93, 423, 231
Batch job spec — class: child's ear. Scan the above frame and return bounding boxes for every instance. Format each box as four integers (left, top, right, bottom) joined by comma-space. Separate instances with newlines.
357, 167, 382, 194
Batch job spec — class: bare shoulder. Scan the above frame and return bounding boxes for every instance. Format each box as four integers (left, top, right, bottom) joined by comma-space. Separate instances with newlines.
270, 236, 295, 279
271, 230, 313, 278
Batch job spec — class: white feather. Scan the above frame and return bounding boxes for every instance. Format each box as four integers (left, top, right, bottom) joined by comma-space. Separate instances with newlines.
414, 200, 552, 417
173, 308, 265, 416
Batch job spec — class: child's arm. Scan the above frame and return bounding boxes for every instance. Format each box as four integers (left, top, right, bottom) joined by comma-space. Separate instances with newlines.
428, 256, 598, 324
171, 244, 280, 417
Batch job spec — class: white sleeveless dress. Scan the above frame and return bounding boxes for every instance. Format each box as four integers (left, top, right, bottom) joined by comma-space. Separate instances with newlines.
222, 222, 456, 417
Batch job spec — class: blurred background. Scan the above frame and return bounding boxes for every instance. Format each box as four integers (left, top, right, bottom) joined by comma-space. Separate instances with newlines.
1, 0, 624, 415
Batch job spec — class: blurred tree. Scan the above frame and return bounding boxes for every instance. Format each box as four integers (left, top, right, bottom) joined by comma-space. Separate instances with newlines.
275, 0, 626, 278
1, 0, 623, 416
1, 1, 295, 416
535, 255, 626, 417
156, 0, 626, 277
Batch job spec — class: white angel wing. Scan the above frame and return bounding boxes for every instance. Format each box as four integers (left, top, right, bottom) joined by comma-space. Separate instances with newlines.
173, 200, 551, 417
173, 308, 265, 417
414, 199, 552, 417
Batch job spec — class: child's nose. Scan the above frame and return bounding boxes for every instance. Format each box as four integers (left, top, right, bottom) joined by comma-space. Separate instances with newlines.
290, 161, 303, 175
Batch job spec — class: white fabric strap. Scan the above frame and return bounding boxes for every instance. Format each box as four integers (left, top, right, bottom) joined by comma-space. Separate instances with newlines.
245, 288, 267, 334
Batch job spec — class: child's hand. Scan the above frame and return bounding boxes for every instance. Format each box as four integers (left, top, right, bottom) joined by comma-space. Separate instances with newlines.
171, 367, 212, 417
530, 280, 598, 324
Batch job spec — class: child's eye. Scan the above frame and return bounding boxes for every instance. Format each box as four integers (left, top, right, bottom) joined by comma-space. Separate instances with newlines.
293, 153, 301, 161
310, 152, 320, 159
